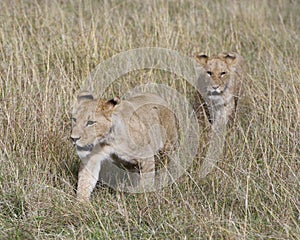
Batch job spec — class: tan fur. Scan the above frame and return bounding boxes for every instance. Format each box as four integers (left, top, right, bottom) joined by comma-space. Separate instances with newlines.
196, 52, 246, 121
71, 92, 177, 200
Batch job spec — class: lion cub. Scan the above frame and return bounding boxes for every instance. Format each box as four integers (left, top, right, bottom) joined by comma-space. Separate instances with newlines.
196, 52, 246, 122
71, 92, 177, 200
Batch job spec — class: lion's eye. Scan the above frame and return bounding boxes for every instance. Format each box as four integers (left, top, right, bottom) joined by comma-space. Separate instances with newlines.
72, 118, 76, 123
207, 71, 212, 76
220, 72, 226, 77
86, 120, 96, 126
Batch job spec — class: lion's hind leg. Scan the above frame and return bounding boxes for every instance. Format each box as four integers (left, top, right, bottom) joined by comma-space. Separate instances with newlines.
137, 157, 155, 192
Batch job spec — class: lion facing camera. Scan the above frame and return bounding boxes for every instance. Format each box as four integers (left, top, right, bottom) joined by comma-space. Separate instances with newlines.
196, 52, 246, 122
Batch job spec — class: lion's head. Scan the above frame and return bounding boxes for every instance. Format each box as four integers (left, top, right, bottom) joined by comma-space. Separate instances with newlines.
196, 52, 240, 96
71, 91, 120, 157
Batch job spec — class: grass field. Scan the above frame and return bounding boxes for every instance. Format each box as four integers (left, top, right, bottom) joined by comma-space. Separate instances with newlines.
0, 0, 299, 239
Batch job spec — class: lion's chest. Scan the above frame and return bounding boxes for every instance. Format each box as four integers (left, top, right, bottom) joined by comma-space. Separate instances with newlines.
208, 92, 233, 107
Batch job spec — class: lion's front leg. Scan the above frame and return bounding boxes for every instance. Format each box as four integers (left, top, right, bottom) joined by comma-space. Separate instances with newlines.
77, 158, 102, 201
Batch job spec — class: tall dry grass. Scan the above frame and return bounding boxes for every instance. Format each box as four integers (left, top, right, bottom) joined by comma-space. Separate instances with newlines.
0, 0, 299, 239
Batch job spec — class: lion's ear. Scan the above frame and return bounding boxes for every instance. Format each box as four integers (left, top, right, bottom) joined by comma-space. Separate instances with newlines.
99, 97, 120, 111
72, 91, 94, 114
220, 52, 238, 66
195, 53, 209, 66
77, 91, 94, 103
107, 97, 120, 106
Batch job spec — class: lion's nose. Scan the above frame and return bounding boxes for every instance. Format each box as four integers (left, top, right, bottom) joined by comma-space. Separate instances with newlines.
212, 85, 219, 90
70, 136, 80, 143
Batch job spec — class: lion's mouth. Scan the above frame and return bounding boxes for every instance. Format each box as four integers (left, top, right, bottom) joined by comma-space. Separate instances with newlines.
208, 90, 223, 96
207, 83, 228, 96
76, 144, 94, 152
